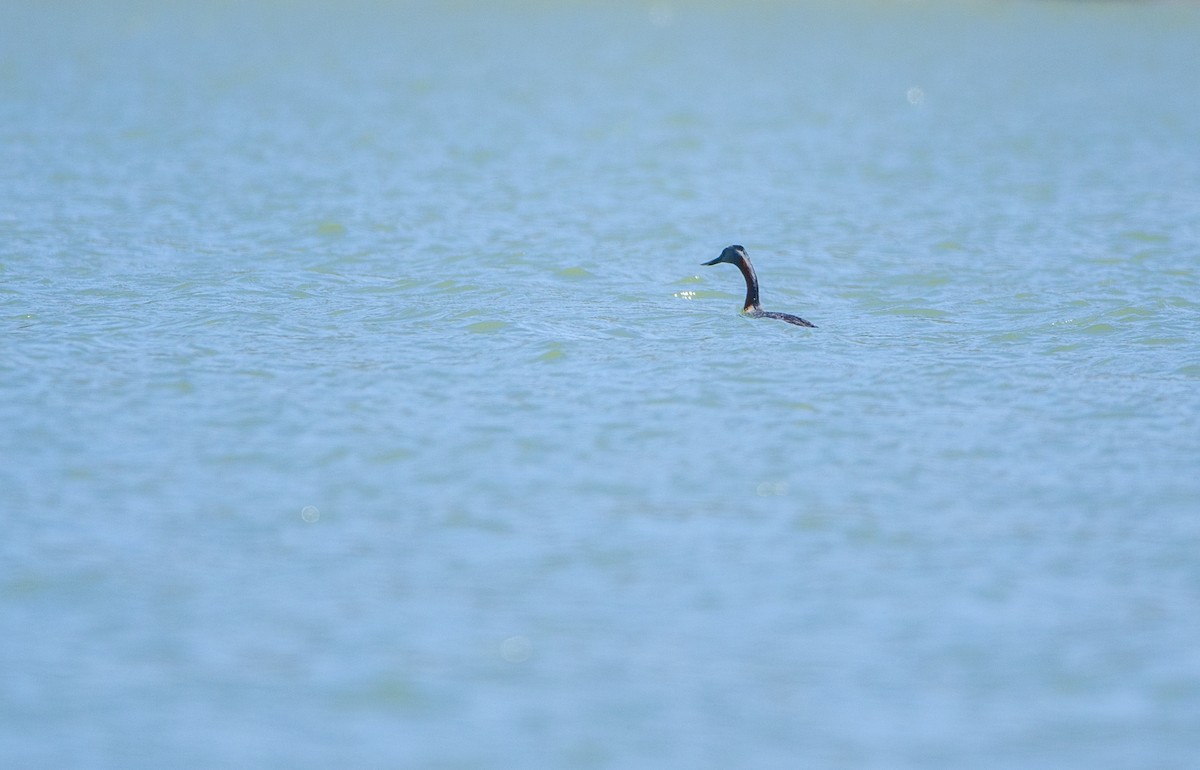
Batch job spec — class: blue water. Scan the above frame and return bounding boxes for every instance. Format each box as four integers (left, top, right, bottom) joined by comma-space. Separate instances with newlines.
3, 1, 1200, 767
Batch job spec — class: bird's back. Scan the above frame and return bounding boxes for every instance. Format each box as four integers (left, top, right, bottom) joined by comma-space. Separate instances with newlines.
751, 309, 816, 328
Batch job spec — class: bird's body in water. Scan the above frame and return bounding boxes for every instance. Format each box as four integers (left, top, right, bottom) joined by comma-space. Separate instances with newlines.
703, 245, 816, 328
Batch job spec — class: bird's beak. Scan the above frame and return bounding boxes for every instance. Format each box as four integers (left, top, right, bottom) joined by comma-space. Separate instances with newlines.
702, 256, 722, 266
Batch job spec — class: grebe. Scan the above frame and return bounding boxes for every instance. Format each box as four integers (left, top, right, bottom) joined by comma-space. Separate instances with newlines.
703, 245, 816, 328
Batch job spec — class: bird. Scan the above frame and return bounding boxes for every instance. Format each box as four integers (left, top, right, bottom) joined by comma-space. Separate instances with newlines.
702, 245, 815, 327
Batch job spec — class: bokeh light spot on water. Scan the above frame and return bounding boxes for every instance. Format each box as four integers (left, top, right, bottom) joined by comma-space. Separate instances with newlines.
648, 4, 673, 27
300, 506, 320, 523
907, 86, 926, 105
500, 635, 532, 663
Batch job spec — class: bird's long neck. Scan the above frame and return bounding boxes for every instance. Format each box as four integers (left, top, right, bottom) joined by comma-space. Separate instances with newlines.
735, 256, 761, 312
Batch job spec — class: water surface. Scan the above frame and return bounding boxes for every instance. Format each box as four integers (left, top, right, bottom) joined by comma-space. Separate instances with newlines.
3, 1, 1200, 767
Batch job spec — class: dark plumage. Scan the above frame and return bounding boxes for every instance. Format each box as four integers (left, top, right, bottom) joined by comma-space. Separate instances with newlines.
702, 245, 815, 328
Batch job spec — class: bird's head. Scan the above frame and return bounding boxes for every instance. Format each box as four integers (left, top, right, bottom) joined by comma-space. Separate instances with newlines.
703, 245, 747, 266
